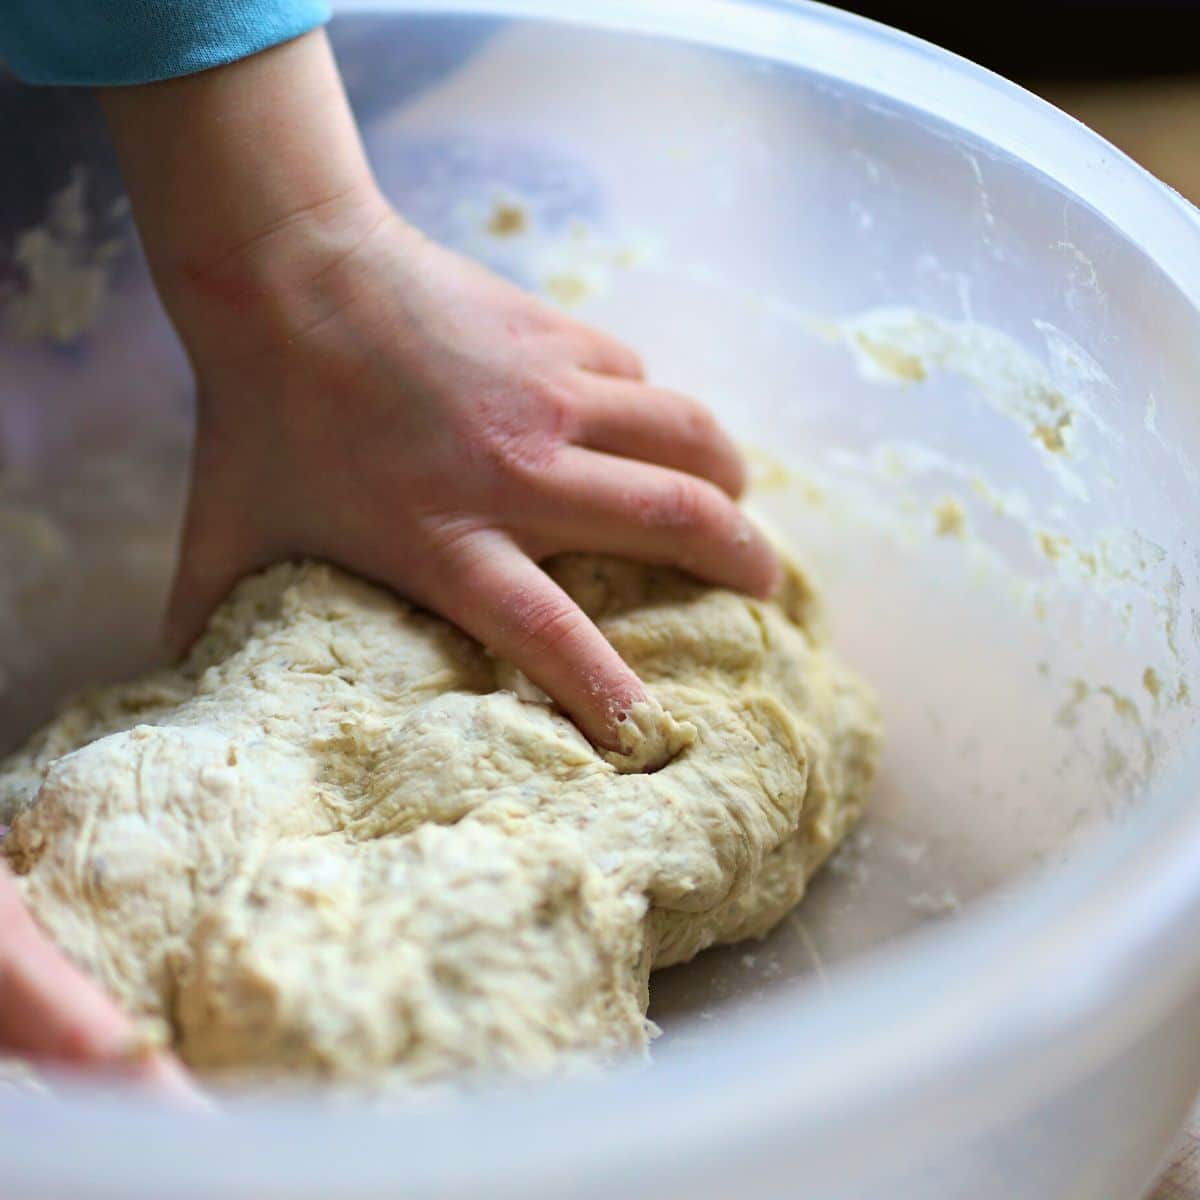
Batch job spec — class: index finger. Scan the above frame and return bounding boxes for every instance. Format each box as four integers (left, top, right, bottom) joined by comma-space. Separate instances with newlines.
420, 530, 648, 754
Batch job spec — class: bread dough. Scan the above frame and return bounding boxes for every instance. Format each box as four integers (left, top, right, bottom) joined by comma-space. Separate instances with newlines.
0, 555, 880, 1084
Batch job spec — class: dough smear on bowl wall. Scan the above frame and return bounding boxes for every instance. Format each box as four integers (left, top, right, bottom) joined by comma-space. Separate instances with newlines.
0, 554, 879, 1084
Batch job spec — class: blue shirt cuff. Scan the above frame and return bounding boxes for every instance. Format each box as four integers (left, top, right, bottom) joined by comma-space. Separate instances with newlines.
1, 0, 333, 86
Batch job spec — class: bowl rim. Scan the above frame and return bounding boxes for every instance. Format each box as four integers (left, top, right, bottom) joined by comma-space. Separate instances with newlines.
4, 2, 1200, 1193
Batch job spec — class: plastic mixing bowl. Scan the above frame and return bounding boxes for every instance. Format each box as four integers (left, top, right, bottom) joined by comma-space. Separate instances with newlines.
1, 2, 1199, 1196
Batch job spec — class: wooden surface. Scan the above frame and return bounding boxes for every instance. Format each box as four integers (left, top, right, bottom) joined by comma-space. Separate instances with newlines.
1026, 74, 1200, 1200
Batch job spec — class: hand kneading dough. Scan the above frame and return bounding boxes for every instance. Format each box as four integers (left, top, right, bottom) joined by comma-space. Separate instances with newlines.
0, 555, 880, 1084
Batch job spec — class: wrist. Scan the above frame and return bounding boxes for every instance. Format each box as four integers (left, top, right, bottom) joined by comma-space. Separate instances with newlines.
160, 182, 397, 370
100, 29, 395, 367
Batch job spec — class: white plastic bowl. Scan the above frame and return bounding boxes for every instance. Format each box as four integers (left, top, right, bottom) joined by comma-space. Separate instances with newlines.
2, 3, 1199, 1197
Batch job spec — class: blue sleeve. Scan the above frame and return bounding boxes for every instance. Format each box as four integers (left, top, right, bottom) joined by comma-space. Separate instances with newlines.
0, 0, 332, 86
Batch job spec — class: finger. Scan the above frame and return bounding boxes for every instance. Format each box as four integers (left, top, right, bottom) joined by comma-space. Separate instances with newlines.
0, 867, 202, 1103
531, 448, 781, 597
572, 378, 746, 497
0, 866, 129, 1061
420, 529, 646, 750
120, 1044, 212, 1109
564, 323, 645, 380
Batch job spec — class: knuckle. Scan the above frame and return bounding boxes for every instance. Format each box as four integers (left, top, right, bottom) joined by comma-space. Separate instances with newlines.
489, 433, 561, 484
509, 592, 584, 656
638, 477, 716, 533
475, 386, 573, 484
674, 398, 745, 494
610, 342, 644, 378
420, 514, 485, 568
532, 380, 577, 436
722, 451, 748, 497
678, 398, 719, 443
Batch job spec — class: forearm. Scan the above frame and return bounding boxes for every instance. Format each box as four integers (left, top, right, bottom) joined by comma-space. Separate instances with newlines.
99, 29, 390, 364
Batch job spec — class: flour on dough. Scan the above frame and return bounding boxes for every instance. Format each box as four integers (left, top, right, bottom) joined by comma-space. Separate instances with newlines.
1, 556, 880, 1084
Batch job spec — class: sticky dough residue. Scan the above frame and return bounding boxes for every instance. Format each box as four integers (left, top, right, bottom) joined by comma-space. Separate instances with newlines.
475, 195, 655, 309
830, 307, 1109, 500
751, 434, 1191, 728
743, 297, 1196, 810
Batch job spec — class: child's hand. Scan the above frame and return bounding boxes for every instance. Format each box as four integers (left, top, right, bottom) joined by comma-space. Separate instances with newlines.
0, 863, 194, 1094
101, 30, 779, 752
166, 219, 778, 749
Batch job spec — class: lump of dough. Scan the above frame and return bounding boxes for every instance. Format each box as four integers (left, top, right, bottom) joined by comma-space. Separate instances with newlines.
1, 555, 880, 1085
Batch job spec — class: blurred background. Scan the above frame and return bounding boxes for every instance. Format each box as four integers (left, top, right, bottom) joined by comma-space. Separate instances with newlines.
838, 1, 1200, 203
